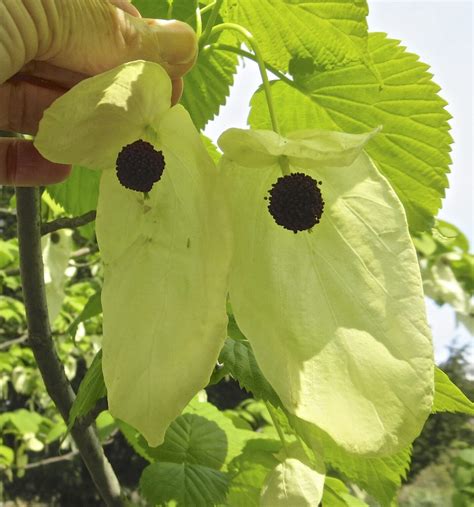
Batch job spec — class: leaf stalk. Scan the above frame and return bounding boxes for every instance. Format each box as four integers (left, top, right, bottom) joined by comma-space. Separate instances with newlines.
208, 23, 281, 135
199, 0, 225, 47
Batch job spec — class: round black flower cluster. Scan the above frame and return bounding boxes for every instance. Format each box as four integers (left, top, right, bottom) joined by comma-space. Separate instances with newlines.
267, 172, 325, 233
116, 140, 165, 193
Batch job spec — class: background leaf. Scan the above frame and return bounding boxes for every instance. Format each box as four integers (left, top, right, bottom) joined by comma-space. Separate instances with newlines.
181, 48, 238, 130
219, 336, 282, 409
140, 461, 228, 506
227, 439, 281, 507
121, 398, 257, 468
249, 33, 452, 231
47, 166, 100, 238
171, 0, 198, 24
67, 289, 102, 339
223, 0, 369, 71
67, 351, 106, 431
323, 477, 369, 507
433, 367, 474, 415
137, 400, 234, 506
292, 416, 412, 507
131, 0, 170, 18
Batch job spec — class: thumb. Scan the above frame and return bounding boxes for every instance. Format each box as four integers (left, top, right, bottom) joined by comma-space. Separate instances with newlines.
0, 0, 197, 84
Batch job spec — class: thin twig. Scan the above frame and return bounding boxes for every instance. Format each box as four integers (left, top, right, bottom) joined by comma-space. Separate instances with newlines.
20, 435, 115, 470
41, 210, 96, 236
71, 244, 99, 258
0, 334, 28, 350
23, 450, 78, 470
15, 187, 123, 507
4, 267, 20, 276
0, 207, 16, 215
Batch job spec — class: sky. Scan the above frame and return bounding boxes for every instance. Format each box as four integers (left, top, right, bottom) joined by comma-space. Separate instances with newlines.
204, 1, 473, 364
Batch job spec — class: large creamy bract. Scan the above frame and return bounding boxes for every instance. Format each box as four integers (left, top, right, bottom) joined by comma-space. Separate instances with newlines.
218, 128, 434, 455
35, 61, 231, 446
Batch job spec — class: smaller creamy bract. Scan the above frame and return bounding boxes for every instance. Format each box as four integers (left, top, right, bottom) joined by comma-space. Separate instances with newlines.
35, 61, 231, 446
218, 127, 434, 456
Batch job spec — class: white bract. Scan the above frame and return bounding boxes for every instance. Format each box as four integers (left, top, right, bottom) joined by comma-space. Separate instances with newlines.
218, 128, 434, 455
35, 61, 231, 446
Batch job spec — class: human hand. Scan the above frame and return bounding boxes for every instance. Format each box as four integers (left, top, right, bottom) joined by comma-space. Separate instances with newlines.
0, 0, 197, 186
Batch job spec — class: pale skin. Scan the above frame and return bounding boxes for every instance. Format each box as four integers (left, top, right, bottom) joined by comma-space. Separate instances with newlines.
0, 0, 197, 186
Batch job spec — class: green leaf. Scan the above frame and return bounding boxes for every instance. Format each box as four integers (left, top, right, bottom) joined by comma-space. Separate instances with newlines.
181, 47, 238, 130
140, 461, 229, 507
138, 399, 232, 506
68, 289, 102, 338
46, 166, 100, 238
292, 416, 412, 507
121, 398, 256, 468
0, 296, 25, 325
171, 0, 198, 24
323, 477, 369, 507
5, 409, 44, 434
153, 413, 229, 469
201, 135, 222, 165
68, 351, 106, 431
0, 445, 14, 468
131, 0, 170, 18
184, 398, 258, 467
0, 239, 18, 269
223, 0, 369, 72
227, 439, 282, 507
434, 220, 470, 252
45, 421, 67, 444
219, 127, 433, 456
219, 337, 282, 409
433, 366, 474, 415
119, 420, 155, 463
95, 411, 117, 442
249, 33, 452, 231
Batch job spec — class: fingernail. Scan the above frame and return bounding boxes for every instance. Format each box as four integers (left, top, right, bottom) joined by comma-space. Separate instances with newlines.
148, 20, 198, 65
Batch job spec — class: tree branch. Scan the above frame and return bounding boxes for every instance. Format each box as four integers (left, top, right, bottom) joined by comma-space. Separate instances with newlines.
15, 187, 123, 507
41, 210, 96, 236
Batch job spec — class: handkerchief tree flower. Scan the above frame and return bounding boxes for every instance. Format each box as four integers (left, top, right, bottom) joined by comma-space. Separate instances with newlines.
10, 1, 472, 506
217, 126, 434, 456
35, 61, 232, 447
